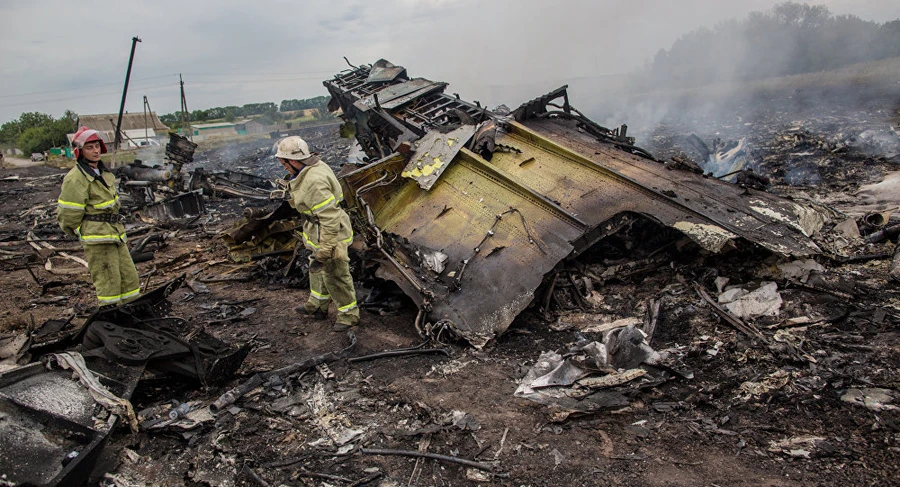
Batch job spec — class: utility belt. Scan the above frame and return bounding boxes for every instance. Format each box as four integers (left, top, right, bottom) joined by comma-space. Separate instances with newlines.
82, 213, 125, 224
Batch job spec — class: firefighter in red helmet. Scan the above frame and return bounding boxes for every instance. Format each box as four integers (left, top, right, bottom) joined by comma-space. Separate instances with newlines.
57, 126, 140, 306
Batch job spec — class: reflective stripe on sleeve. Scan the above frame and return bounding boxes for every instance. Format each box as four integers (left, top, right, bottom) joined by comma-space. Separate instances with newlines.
303, 195, 335, 215
301, 230, 352, 248
304, 233, 352, 248
58, 199, 86, 210
94, 195, 119, 209
302, 232, 319, 249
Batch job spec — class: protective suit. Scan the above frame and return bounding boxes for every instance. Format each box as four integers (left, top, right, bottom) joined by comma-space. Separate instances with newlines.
289, 160, 358, 326
57, 127, 139, 305
276, 136, 358, 329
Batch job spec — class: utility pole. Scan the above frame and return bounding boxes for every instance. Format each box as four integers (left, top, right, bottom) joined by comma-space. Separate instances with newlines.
114, 36, 141, 152
179, 74, 193, 141
143, 96, 151, 144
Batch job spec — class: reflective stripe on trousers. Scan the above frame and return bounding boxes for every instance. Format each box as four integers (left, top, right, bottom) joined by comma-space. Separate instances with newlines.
84, 241, 140, 305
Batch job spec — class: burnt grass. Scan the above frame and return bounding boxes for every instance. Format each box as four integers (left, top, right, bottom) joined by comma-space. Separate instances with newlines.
1, 82, 899, 486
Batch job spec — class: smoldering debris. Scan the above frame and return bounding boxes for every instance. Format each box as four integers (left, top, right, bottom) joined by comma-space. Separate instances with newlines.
1, 58, 899, 486
0, 276, 248, 486
514, 323, 670, 419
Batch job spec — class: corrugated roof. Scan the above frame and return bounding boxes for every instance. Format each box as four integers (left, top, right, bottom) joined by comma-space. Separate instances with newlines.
77, 112, 170, 133
191, 122, 236, 129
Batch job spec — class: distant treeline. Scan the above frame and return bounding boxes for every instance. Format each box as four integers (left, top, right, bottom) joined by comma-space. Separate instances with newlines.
636, 2, 900, 89
0, 111, 78, 155
160, 96, 332, 129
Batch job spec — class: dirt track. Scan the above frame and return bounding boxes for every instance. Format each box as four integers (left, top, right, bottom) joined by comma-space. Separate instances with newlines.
1, 155, 43, 168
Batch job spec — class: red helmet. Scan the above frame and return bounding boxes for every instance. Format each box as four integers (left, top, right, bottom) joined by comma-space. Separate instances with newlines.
72, 126, 108, 159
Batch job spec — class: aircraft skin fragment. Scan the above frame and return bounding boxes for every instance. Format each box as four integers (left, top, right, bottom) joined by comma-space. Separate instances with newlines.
325, 60, 823, 346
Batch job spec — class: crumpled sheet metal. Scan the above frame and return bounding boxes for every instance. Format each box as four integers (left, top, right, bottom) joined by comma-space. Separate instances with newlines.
353, 78, 446, 112
366, 59, 407, 84
134, 190, 206, 224
344, 117, 822, 347
401, 124, 477, 190
346, 153, 578, 348
0, 359, 139, 487
334, 59, 822, 347
505, 119, 823, 257
54, 352, 139, 432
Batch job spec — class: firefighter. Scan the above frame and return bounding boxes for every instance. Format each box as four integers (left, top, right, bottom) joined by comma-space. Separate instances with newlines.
57, 127, 139, 306
275, 136, 359, 331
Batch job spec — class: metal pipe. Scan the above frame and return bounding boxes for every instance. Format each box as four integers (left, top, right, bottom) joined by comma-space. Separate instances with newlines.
210, 332, 357, 414
209, 374, 263, 413
348, 347, 449, 363
114, 36, 141, 151
209, 184, 270, 200
865, 223, 900, 244
863, 212, 888, 228
359, 448, 498, 473
243, 203, 282, 219
120, 167, 172, 182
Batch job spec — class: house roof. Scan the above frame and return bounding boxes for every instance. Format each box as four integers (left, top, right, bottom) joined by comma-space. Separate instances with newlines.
77, 112, 170, 133
191, 122, 236, 129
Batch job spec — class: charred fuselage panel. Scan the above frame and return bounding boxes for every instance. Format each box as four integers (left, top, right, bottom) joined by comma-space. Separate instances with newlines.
326, 60, 822, 347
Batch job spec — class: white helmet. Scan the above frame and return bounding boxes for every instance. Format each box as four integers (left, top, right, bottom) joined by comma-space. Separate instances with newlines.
275, 136, 312, 161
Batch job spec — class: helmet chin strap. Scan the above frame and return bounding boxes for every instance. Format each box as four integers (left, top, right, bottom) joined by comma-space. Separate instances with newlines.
286, 159, 307, 177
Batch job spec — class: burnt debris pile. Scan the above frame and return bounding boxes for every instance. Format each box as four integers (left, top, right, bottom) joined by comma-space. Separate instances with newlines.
0, 58, 899, 485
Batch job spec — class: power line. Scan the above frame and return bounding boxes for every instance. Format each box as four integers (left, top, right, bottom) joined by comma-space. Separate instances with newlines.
0, 83, 175, 108
184, 70, 337, 77
177, 78, 331, 86
1, 75, 340, 108
0, 74, 179, 99
1, 70, 336, 106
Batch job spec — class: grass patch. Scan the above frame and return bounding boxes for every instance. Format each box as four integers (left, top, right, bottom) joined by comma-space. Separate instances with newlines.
196, 134, 271, 151
633, 56, 900, 99
43, 155, 75, 169
284, 115, 315, 126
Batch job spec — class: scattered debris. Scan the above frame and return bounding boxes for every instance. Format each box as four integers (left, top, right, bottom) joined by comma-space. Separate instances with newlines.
514, 324, 668, 417
768, 436, 833, 459
841, 388, 898, 411
718, 281, 783, 319
0, 276, 247, 485
776, 259, 826, 283
0, 53, 898, 486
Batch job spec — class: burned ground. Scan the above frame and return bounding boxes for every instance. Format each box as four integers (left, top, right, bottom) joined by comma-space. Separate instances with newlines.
1, 79, 899, 486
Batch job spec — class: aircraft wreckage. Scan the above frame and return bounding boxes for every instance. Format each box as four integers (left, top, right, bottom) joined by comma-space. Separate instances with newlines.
238, 59, 824, 348
0, 275, 248, 486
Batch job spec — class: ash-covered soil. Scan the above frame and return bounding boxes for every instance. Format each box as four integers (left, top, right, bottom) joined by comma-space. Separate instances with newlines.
1, 82, 899, 486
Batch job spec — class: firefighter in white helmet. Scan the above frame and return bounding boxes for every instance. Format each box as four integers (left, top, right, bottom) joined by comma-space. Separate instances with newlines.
57, 126, 140, 306
275, 136, 359, 331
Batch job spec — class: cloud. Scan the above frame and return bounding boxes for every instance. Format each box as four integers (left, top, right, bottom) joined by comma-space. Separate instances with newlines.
1, 0, 897, 123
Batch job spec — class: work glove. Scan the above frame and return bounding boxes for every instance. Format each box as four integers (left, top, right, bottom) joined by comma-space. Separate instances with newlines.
269, 179, 291, 200
333, 242, 350, 262
314, 242, 335, 262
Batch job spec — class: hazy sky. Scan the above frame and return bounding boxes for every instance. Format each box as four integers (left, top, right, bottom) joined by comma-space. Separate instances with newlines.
1, 0, 897, 124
